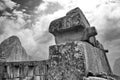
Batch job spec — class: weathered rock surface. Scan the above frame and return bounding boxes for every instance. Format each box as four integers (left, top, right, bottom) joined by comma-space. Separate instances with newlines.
47, 7, 116, 80
49, 7, 90, 35
54, 26, 97, 44
49, 7, 98, 45
48, 41, 112, 80
48, 41, 85, 80
48, 7, 108, 54
113, 58, 120, 76
0, 36, 30, 62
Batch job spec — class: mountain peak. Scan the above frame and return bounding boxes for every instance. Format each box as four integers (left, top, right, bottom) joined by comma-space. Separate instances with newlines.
0, 35, 30, 62
0, 36, 21, 47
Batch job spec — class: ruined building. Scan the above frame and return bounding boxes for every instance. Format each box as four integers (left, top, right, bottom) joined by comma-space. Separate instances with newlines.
0, 36, 48, 80
0, 7, 120, 80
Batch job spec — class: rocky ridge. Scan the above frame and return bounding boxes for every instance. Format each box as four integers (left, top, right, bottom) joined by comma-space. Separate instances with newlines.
0, 36, 30, 62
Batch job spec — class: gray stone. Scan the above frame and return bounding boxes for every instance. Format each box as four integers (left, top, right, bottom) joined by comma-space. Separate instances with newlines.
48, 41, 112, 80
49, 7, 90, 35
48, 41, 86, 80
84, 77, 108, 80
89, 37, 108, 53
49, 7, 98, 45
54, 26, 97, 44
113, 58, 120, 76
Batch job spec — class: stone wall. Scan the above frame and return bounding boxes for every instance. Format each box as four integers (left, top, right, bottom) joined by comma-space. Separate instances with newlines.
48, 41, 113, 80
0, 61, 48, 80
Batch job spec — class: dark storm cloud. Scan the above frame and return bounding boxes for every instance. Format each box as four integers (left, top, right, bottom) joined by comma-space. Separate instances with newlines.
11, 0, 43, 14
0, 1, 10, 16
0, 0, 43, 16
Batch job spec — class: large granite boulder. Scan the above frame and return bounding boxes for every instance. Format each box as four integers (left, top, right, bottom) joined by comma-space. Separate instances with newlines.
49, 7, 97, 44
48, 41, 112, 80
54, 26, 97, 44
48, 41, 86, 80
49, 7, 108, 54
0, 36, 30, 62
48, 7, 114, 80
49, 7, 90, 35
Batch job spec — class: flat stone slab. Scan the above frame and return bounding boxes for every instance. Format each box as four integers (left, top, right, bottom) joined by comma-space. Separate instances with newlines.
54, 26, 97, 44
84, 77, 107, 80
49, 7, 90, 35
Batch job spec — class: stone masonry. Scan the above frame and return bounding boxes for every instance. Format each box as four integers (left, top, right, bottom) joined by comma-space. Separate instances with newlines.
48, 7, 115, 80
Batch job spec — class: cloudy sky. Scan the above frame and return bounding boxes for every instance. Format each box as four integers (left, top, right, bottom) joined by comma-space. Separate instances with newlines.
0, 0, 120, 70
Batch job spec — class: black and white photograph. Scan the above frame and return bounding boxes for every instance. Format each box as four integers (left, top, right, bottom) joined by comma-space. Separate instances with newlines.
0, 0, 120, 80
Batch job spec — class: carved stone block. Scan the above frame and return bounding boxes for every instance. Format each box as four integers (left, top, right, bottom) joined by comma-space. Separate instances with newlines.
48, 41, 112, 80
53, 26, 97, 44
49, 7, 90, 35
48, 41, 86, 80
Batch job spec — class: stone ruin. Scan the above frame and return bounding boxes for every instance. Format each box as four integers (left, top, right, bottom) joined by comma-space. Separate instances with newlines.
0, 7, 120, 80
48, 7, 115, 80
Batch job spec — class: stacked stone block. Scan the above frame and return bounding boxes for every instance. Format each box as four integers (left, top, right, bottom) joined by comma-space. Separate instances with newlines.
48, 7, 113, 80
